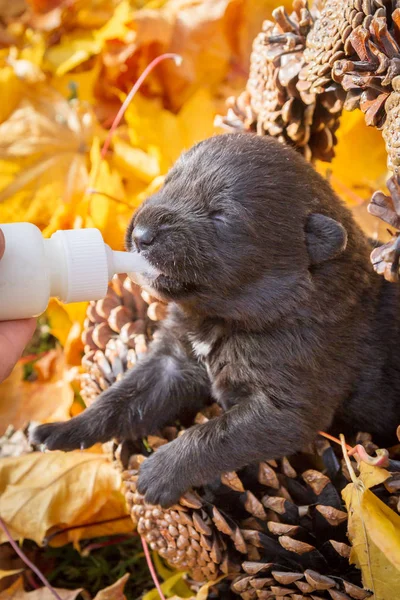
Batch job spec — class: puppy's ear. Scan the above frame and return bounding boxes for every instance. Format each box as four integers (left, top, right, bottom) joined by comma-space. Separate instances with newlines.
305, 214, 347, 265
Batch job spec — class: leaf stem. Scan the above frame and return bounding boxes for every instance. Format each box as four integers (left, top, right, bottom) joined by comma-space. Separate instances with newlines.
340, 433, 359, 485
88, 52, 182, 196
0, 516, 63, 600
43, 515, 133, 545
318, 430, 353, 452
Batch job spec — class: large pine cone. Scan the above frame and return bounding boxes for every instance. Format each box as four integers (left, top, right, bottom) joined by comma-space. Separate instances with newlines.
81, 279, 400, 599
217, 0, 344, 162
80, 274, 166, 406
118, 427, 376, 599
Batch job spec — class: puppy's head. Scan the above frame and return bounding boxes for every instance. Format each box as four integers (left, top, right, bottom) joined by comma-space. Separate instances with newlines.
126, 133, 348, 322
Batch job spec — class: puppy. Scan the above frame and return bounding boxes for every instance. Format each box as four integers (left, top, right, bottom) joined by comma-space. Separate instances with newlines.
32, 133, 400, 507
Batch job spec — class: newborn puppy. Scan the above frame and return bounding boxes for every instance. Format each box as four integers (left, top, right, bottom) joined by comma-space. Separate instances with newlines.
32, 133, 400, 507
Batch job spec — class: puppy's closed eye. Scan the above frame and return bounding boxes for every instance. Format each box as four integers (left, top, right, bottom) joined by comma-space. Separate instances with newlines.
209, 210, 227, 225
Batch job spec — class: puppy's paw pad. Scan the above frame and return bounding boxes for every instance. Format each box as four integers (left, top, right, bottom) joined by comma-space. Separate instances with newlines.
30, 422, 78, 451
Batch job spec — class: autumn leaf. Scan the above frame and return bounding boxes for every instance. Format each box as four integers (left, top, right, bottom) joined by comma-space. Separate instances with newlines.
0, 450, 132, 546
0, 348, 74, 436
0, 85, 95, 209
0, 574, 129, 600
342, 458, 400, 600
93, 573, 130, 600
0, 577, 83, 600
143, 553, 193, 600
0, 569, 23, 581
125, 88, 218, 175
316, 110, 388, 207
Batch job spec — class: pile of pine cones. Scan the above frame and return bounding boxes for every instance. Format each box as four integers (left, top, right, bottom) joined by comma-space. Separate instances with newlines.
219, 0, 400, 282
80, 278, 400, 600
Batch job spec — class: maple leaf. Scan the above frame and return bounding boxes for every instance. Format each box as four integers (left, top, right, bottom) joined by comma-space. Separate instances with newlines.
0, 450, 132, 546
342, 453, 400, 600
0, 85, 95, 207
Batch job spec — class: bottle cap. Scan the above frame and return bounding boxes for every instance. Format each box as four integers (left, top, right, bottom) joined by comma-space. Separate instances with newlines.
50, 229, 149, 303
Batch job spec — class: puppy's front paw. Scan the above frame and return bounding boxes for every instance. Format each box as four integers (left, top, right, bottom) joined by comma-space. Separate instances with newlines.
137, 444, 192, 508
30, 417, 99, 451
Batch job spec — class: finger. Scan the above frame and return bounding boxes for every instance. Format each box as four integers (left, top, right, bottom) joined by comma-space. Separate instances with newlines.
0, 318, 36, 382
0, 228, 4, 260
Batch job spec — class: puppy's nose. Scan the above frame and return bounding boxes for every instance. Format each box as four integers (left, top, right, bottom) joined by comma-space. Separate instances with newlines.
132, 225, 156, 252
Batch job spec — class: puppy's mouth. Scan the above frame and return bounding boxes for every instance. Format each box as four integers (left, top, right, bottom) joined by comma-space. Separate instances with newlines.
128, 249, 197, 299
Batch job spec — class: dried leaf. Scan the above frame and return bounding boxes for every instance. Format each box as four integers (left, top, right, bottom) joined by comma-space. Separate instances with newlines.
0, 569, 23, 580
195, 576, 227, 600
0, 90, 94, 207
0, 348, 74, 436
342, 461, 400, 600
143, 572, 193, 600
0, 450, 131, 545
93, 574, 130, 600
0, 577, 83, 600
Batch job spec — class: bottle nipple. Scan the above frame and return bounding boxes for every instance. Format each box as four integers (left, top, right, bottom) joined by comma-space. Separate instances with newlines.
48, 228, 150, 304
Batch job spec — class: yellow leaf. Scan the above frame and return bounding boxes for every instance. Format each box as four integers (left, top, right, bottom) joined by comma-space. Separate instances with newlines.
0, 577, 82, 600
125, 89, 218, 175
178, 88, 218, 150
342, 461, 400, 600
0, 348, 74, 436
0, 569, 23, 580
46, 299, 73, 347
358, 461, 391, 490
50, 64, 99, 105
94, 0, 132, 43
0, 67, 24, 124
0, 578, 24, 599
0, 450, 130, 545
93, 574, 130, 600
64, 322, 84, 367
112, 137, 160, 184
0, 88, 94, 208
317, 110, 388, 207
143, 571, 192, 600
87, 137, 133, 249
45, 32, 101, 76
195, 576, 227, 600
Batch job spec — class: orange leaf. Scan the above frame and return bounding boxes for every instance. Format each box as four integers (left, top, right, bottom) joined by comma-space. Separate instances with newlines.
0, 347, 73, 435
0, 450, 131, 545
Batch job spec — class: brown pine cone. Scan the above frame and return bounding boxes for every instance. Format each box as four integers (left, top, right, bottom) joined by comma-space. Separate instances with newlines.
116, 417, 363, 591
80, 274, 167, 406
217, 0, 344, 162
299, 0, 387, 95
81, 279, 400, 598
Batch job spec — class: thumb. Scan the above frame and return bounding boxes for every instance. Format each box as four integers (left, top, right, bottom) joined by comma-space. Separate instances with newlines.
0, 228, 4, 260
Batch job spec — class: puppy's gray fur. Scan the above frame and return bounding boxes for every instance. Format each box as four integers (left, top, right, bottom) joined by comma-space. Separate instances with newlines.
32, 134, 400, 507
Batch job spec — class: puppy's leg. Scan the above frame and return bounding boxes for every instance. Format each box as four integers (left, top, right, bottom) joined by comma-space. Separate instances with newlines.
137, 395, 321, 507
31, 327, 210, 451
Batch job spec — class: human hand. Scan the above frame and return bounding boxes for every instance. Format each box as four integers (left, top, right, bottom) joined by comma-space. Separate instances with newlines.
0, 228, 36, 382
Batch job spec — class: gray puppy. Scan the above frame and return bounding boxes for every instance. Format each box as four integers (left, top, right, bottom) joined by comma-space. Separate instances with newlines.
32, 133, 400, 507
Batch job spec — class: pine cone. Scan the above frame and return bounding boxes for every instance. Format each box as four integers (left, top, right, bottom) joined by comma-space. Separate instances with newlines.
382, 76, 400, 173
217, 1, 343, 162
80, 274, 167, 406
118, 424, 373, 596
332, 8, 400, 128
299, 0, 388, 95
368, 171, 400, 282
81, 279, 400, 598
